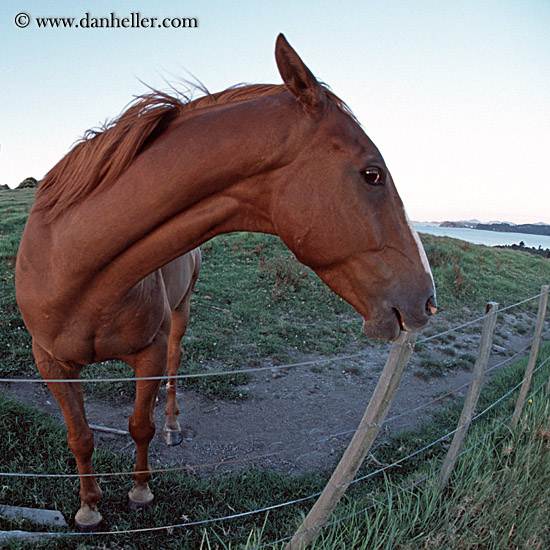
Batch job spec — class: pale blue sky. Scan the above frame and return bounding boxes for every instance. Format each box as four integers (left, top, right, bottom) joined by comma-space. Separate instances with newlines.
2, 0, 549, 223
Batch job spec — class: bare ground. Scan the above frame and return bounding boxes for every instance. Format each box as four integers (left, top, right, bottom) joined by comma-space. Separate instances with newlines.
0, 309, 541, 478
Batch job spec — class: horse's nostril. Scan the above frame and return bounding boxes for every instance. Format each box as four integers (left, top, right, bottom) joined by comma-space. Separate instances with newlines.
426, 295, 438, 316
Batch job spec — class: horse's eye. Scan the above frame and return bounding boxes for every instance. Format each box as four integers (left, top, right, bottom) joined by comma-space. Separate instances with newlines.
363, 168, 384, 186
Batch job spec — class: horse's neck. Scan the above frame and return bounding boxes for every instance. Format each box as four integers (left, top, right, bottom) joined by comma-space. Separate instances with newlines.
54, 94, 303, 298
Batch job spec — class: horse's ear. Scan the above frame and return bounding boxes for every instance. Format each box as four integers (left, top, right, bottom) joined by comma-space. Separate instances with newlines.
275, 34, 327, 117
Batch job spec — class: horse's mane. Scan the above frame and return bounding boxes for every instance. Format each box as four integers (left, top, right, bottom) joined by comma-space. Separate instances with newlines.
34, 82, 355, 220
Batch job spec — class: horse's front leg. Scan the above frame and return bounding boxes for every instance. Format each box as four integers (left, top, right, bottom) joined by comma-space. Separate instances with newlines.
33, 341, 102, 530
125, 340, 165, 509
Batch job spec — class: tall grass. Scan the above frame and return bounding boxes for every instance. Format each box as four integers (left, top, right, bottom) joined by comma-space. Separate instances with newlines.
422, 233, 550, 311
315, 395, 550, 550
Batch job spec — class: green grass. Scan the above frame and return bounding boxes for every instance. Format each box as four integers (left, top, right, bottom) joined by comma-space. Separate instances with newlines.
0, 390, 327, 547
0, 189, 34, 260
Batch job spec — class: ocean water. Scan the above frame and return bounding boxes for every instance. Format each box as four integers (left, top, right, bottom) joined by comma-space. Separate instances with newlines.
413, 223, 550, 250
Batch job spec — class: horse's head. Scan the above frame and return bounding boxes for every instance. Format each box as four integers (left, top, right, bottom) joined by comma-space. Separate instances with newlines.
270, 35, 437, 341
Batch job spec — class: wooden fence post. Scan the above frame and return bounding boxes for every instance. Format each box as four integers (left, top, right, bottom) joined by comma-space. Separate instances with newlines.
285, 331, 417, 550
510, 285, 549, 428
438, 302, 499, 491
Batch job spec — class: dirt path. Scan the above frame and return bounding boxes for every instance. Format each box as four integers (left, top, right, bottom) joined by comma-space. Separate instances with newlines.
1, 309, 538, 478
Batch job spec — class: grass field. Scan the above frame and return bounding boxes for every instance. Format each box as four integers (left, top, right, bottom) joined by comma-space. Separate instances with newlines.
1, 188, 550, 548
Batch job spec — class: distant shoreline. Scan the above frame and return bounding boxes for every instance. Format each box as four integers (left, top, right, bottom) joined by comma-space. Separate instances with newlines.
413, 222, 550, 250
439, 221, 550, 237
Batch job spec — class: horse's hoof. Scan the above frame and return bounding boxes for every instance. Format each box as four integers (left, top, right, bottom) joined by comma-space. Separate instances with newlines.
75, 518, 103, 532
128, 485, 154, 511
163, 428, 183, 446
128, 496, 154, 512
74, 507, 103, 532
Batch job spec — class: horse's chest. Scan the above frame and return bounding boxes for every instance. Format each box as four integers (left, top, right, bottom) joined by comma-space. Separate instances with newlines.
90, 277, 170, 361
30, 274, 169, 364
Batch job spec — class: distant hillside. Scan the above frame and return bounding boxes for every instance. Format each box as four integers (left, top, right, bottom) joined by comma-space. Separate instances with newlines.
440, 220, 478, 229
475, 222, 550, 236
496, 242, 550, 258
439, 220, 550, 236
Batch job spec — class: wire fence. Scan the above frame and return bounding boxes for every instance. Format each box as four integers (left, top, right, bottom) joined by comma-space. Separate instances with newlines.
0, 291, 543, 480
2, 346, 548, 544
0, 287, 549, 544
3, 356, 549, 542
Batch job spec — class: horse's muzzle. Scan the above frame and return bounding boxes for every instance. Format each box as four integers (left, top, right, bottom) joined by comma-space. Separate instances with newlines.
363, 292, 437, 341
397, 292, 437, 333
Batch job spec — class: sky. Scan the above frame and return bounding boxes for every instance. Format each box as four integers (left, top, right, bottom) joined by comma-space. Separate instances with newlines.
2, 0, 549, 224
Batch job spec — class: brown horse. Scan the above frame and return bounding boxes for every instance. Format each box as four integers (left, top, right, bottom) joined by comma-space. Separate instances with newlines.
15, 34, 436, 529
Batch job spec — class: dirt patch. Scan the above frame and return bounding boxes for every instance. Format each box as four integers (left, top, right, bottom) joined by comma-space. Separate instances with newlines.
0, 310, 542, 477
